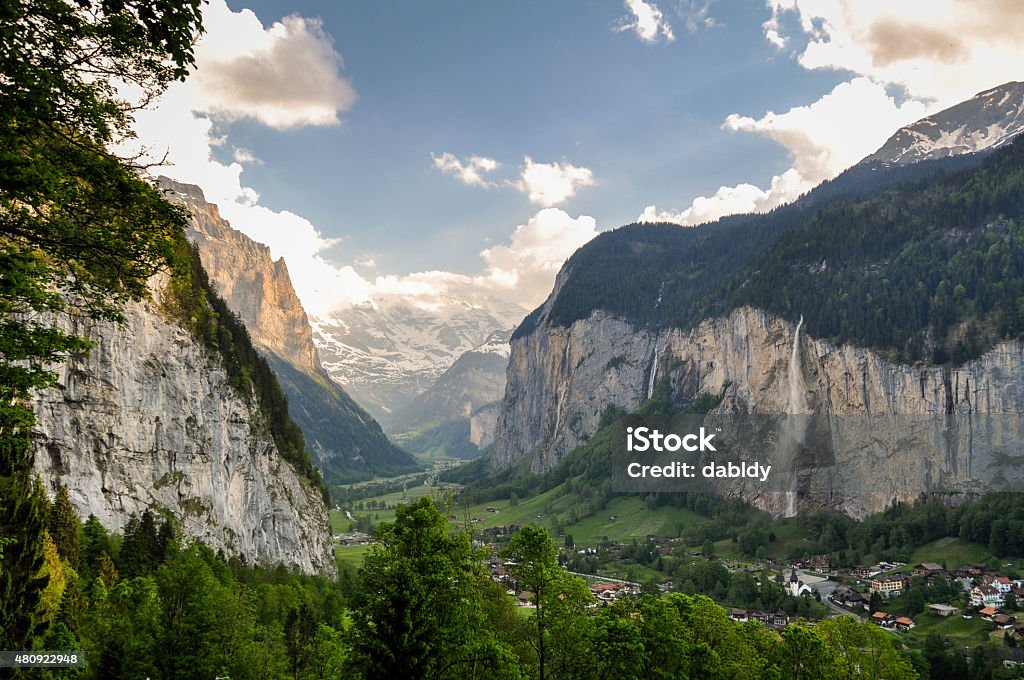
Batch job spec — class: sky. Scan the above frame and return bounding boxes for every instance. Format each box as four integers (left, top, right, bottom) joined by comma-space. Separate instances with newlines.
125, 0, 1024, 318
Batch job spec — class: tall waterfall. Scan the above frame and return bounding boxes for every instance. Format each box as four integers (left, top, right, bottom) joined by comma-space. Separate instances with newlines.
647, 344, 661, 400
782, 315, 808, 517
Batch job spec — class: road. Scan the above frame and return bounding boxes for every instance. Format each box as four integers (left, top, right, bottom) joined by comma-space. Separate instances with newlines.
803, 572, 863, 619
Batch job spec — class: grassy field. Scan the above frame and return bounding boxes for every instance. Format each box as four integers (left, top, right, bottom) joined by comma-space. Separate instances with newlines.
907, 537, 996, 569
330, 483, 441, 532
335, 543, 372, 568
903, 611, 992, 646
453, 490, 714, 547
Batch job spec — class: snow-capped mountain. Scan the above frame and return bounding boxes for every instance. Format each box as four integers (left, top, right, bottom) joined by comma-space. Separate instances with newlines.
387, 330, 513, 458
311, 298, 526, 422
861, 81, 1024, 167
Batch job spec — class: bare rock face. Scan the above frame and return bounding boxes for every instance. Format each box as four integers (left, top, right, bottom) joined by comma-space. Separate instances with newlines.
495, 299, 1024, 517
163, 178, 321, 375
31, 275, 336, 576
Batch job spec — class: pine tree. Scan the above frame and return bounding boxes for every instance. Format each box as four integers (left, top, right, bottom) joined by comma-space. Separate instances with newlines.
49, 485, 81, 568
0, 469, 50, 649
81, 514, 111, 575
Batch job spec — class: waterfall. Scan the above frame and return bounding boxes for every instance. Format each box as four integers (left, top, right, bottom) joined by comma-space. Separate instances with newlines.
788, 316, 808, 415
647, 344, 661, 400
782, 315, 807, 517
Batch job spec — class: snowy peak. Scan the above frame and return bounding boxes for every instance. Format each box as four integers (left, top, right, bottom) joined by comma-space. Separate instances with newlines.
861, 81, 1024, 167
468, 330, 512, 359
311, 299, 526, 421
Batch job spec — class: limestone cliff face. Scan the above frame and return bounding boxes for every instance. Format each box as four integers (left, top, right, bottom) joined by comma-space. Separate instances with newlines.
159, 178, 417, 482
495, 299, 1024, 517
162, 179, 320, 374
31, 275, 336, 575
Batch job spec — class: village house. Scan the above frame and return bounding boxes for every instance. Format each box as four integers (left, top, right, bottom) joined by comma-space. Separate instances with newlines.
973, 585, 1006, 608
983, 574, 1014, 595
979, 606, 1002, 621
927, 603, 959, 617
870, 574, 908, 599
894, 616, 916, 631
832, 586, 868, 610
852, 565, 873, 580
992, 614, 1017, 629
871, 611, 895, 627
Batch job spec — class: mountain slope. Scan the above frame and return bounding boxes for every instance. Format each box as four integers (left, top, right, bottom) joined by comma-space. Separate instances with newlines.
495, 91, 1024, 517
160, 178, 417, 484
861, 81, 1024, 167
387, 330, 512, 458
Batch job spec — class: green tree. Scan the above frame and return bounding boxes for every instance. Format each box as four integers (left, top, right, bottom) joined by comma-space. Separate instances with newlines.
352, 497, 518, 679
49, 485, 81, 568
503, 525, 592, 680
780, 624, 837, 680
0, 0, 203, 651
816, 616, 917, 680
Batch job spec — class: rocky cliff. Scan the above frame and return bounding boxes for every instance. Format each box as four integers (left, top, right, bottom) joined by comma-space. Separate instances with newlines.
166, 179, 320, 374
160, 178, 417, 483
495, 297, 1024, 517
31, 274, 336, 575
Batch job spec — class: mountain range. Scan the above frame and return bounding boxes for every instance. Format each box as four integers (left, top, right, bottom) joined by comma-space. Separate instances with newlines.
490, 80, 1024, 518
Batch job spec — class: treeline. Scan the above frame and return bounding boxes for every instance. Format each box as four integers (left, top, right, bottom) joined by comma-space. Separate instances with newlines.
34, 486, 1024, 678
537, 138, 1024, 365
797, 493, 1024, 566
730, 138, 1024, 363
23, 484, 352, 679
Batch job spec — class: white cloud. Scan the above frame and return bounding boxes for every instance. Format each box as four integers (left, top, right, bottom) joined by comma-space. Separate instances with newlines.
432, 152, 500, 187
763, 0, 1024, 108
232, 148, 260, 164
511, 157, 596, 207
617, 0, 675, 44
642, 0, 1024, 226
477, 209, 599, 307
641, 77, 927, 225
125, 1, 595, 318
678, 0, 718, 33
189, 0, 356, 129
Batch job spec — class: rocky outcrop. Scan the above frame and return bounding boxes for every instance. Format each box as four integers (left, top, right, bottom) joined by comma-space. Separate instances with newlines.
387, 331, 511, 457
495, 301, 1024, 517
31, 274, 336, 575
162, 178, 320, 374
160, 178, 417, 483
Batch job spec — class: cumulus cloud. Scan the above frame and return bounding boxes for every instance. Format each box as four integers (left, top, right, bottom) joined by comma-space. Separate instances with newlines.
477, 209, 599, 306
125, 1, 595, 317
764, 0, 1024, 107
510, 157, 596, 207
432, 152, 501, 187
617, 0, 675, 44
639, 78, 927, 225
190, 0, 356, 129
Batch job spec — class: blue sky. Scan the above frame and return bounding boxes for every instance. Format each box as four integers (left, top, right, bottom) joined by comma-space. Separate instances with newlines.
130, 0, 1024, 317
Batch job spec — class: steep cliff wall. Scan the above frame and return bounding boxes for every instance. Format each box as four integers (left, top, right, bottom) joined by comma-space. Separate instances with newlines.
159, 178, 417, 482
494, 303, 1024, 517
168, 181, 321, 375
31, 274, 336, 575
